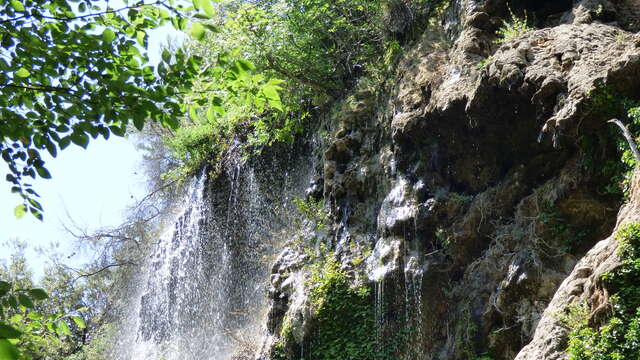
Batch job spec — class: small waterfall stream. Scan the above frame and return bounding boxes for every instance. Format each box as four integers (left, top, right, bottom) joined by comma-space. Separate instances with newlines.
117, 149, 312, 360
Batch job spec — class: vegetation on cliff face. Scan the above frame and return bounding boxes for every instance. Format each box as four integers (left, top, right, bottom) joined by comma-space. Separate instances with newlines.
583, 86, 640, 198
5, 0, 640, 359
566, 223, 640, 360
304, 258, 377, 360
163, 0, 449, 179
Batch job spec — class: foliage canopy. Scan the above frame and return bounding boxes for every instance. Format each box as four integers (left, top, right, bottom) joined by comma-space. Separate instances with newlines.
0, 242, 99, 360
0, 0, 263, 219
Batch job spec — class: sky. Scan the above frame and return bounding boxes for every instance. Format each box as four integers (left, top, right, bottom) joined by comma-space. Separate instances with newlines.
0, 137, 147, 278
0, 21, 185, 279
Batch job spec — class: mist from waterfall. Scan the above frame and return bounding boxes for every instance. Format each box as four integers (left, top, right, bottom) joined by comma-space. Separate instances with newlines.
115, 150, 312, 360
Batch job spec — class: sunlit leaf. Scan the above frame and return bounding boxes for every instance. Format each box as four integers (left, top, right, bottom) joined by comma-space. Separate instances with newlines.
188, 106, 201, 122
0, 339, 18, 360
102, 29, 116, 43
136, 31, 146, 46
13, 205, 26, 220
190, 22, 206, 41
9, 0, 23, 12
71, 316, 86, 329
57, 320, 70, 336
14, 68, 30, 78
200, 0, 216, 17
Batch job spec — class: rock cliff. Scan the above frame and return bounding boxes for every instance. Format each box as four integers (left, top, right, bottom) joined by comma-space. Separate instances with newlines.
254, 0, 640, 359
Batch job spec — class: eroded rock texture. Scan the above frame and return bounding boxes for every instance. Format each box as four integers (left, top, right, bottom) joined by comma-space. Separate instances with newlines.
259, 0, 640, 359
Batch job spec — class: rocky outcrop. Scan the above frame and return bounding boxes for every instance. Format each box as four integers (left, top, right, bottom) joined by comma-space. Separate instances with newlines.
515, 174, 640, 360
259, 0, 640, 359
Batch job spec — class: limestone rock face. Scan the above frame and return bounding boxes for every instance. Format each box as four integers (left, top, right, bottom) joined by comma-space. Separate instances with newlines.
514, 176, 640, 360
258, 0, 640, 359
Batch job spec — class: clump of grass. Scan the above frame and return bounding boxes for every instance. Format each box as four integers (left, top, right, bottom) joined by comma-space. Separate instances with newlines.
477, 56, 491, 69
495, 7, 532, 43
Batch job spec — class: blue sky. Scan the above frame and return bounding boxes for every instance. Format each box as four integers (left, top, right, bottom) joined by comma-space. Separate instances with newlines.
0, 137, 146, 278
0, 22, 185, 279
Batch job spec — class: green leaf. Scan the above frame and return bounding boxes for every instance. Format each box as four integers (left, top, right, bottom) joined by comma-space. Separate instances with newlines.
230, 62, 245, 76
9, 0, 24, 12
136, 31, 146, 46
6, 296, 18, 309
29, 207, 43, 221
206, 105, 216, 122
192, 0, 201, 10
28, 198, 42, 211
200, 0, 216, 17
57, 320, 70, 336
102, 29, 116, 44
237, 59, 255, 71
0, 324, 21, 339
27, 312, 42, 321
18, 294, 34, 308
190, 23, 206, 41
13, 205, 26, 219
188, 106, 201, 122
262, 86, 283, 111
45, 141, 57, 158
58, 136, 71, 150
14, 68, 30, 78
210, 96, 225, 115
27, 289, 48, 300
71, 316, 86, 329
109, 126, 125, 137
71, 133, 89, 149
0, 282, 9, 297
133, 116, 145, 131
0, 339, 18, 360
204, 24, 219, 33
36, 167, 51, 179
161, 49, 171, 63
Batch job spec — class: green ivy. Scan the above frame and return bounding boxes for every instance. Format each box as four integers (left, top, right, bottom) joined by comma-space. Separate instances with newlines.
305, 257, 380, 360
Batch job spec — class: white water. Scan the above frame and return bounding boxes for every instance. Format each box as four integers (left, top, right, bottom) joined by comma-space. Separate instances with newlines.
116, 154, 312, 360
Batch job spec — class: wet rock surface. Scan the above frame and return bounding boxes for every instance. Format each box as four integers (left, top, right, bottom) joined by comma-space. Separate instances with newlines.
258, 0, 640, 359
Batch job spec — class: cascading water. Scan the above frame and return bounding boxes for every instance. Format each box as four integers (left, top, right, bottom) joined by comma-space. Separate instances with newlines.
117, 148, 312, 360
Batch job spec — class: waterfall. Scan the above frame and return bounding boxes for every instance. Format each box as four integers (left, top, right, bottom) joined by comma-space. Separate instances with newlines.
117, 148, 312, 360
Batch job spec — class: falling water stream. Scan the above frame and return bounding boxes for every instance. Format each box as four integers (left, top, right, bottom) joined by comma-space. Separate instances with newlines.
117, 150, 312, 360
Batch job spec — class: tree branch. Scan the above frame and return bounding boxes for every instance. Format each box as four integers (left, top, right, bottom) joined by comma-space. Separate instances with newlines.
2, 83, 74, 93
71, 262, 134, 283
0, 1, 165, 24
608, 118, 640, 163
